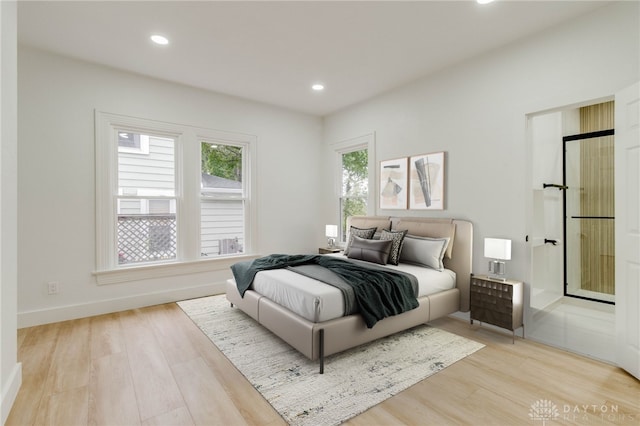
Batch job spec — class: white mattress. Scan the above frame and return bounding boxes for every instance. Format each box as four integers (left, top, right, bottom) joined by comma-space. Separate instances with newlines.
251, 258, 456, 323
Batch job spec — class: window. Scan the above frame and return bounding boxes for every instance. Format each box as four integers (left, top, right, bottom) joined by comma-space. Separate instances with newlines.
200, 142, 245, 257
117, 132, 176, 265
333, 134, 375, 242
96, 111, 255, 280
340, 148, 368, 238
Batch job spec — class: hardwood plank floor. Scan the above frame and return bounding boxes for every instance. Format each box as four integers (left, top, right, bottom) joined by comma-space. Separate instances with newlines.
7, 302, 639, 426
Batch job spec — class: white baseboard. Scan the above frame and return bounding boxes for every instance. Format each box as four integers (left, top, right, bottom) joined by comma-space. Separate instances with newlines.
17, 281, 225, 328
1, 362, 22, 425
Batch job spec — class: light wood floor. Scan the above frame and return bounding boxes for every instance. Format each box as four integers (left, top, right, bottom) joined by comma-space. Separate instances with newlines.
7, 302, 639, 426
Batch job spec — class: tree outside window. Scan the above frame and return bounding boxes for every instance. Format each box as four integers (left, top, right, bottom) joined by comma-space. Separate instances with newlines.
340, 148, 368, 239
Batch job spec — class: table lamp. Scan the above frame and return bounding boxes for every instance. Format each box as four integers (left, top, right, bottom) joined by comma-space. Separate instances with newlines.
325, 225, 338, 248
484, 238, 511, 281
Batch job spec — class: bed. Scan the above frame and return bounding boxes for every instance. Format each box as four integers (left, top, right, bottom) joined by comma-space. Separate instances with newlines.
225, 215, 473, 373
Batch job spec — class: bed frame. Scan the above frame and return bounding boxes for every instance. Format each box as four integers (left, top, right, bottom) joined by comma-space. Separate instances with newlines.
225, 216, 473, 373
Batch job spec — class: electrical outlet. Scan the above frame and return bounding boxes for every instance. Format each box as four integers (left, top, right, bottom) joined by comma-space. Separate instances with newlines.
47, 281, 59, 295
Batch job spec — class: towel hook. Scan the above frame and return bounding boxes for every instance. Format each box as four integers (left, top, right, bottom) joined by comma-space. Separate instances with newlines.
543, 183, 568, 190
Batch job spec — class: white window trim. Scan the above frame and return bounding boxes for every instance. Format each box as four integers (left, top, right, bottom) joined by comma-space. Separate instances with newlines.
94, 110, 257, 284
116, 197, 176, 215
201, 188, 243, 197
94, 254, 259, 285
196, 135, 253, 259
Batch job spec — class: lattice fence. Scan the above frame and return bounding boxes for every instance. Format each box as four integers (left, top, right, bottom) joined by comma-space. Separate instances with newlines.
118, 215, 177, 264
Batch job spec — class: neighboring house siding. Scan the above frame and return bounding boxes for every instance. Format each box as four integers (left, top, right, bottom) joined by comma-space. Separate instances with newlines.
201, 199, 244, 256
118, 199, 143, 215
118, 136, 174, 197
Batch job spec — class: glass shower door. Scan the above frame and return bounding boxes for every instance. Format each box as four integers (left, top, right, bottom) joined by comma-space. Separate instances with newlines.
564, 130, 615, 304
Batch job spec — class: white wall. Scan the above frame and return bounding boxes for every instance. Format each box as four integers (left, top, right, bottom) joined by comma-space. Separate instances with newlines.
529, 112, 564, 308
323, 2, 639, 293
17, 46, 324, 327
13, 1, 640, 328
1, 1, 21, 423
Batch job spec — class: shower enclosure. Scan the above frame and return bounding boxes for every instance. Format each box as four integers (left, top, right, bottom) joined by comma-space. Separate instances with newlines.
563, 127, 615, 304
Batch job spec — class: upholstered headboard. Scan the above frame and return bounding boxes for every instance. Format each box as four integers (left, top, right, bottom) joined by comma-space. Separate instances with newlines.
346, 215, 473, 311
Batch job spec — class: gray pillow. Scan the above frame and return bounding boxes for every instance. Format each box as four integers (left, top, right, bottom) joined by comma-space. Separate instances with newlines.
344, 226, 377, 255
399, 235, 450, 271
346, 236, 392, 265
379, 229, 408, 265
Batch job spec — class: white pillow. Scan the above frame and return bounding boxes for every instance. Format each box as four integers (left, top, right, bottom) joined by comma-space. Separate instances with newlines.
399, 235, 450, 271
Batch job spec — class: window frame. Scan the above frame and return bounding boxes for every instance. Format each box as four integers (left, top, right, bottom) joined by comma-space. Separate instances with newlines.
331, 133, 376, 243
95, 111, 256, 284
199, 138, 249, 258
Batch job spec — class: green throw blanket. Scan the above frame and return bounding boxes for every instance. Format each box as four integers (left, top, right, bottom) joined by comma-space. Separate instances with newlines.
230, 254, 419, 328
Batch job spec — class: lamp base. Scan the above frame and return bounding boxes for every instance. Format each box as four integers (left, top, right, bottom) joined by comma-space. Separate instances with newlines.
488, 260, 507, 281
327, 237, 335, 248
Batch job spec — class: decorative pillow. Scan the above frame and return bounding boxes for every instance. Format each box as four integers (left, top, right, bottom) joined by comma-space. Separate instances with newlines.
399, 235, 450, 271
379, 229, 408, 265
344, 226, 377, 255
346, 236, 393, 265
394, 221, 455, 259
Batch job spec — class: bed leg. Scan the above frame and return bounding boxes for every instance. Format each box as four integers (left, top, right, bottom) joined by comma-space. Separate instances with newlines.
319, 329, 324, 374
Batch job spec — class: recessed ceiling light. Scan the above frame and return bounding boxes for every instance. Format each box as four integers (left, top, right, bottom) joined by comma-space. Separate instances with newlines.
312, 84, 325, 91
150, 35, 169, 45
477, 0, 495, 4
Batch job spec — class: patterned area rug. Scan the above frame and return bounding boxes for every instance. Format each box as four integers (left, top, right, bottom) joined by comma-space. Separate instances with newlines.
178, 295, 484, 426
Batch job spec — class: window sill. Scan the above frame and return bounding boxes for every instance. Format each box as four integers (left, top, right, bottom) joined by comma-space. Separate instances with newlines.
93, 254, 259, 285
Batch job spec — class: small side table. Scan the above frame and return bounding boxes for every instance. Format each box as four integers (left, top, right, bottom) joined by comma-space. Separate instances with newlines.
319, 247, 341, 254
470, 274, 524, 343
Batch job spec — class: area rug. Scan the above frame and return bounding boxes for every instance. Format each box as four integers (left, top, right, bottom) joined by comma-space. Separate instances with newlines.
178, 295, 484, 426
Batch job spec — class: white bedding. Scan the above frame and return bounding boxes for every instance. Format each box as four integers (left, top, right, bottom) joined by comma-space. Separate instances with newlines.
251, 256, 456, 323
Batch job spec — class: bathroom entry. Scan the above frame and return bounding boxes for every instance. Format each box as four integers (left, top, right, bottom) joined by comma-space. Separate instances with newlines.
563, 101, 615, 304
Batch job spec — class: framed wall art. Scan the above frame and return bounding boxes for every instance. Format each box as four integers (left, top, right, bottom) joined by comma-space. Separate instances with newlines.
379, 157, 408, 210
409, 151, 445, 210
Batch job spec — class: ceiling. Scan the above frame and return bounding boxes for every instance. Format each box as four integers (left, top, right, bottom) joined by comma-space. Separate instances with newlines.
17, 1, 611, 116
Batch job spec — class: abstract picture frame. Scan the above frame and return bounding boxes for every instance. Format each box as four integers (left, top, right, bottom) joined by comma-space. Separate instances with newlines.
409, 151, 445, 210
379, 157, 408, 210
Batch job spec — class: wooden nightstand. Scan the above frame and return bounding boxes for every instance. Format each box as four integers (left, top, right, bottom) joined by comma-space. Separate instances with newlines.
470, 274, 524, 343
319, 247, 342, 254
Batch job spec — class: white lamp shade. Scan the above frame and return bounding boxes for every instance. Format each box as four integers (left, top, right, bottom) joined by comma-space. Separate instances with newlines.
484, 238, 511, 260
325, 225, 338, 238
